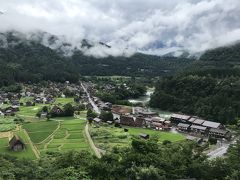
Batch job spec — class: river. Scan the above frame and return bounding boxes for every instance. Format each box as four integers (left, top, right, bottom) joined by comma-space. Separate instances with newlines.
128, 88, 171, 118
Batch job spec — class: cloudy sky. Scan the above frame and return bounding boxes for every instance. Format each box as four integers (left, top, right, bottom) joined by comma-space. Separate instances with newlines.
0, 0, 240, 57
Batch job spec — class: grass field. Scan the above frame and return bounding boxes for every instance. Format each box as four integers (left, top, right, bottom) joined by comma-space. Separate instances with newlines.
54, 98, 74, 105
0, 117, 16, 132
39, 118, 90, 154
17, 104, 45, 117
0, 129, 36, 159
23, 121, 59, 143
90, 124, 185, 151
0, 97, 91, 159
21, 117, 90, 155
17, 97, 75, 117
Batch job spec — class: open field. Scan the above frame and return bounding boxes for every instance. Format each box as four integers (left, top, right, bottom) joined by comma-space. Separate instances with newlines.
54, 98, 74, 105
17, 104, 45, 117
23, 121, 59, 143
38, 118, 90, 154
0, 129, 36, 159
17, 97, 75, 117
0, 117, 16, 132
90, 124, 185, 151
0, 97, 90, 159
20, 117, 90, 155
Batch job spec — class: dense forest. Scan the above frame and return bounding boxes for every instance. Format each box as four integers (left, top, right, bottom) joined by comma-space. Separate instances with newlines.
0, 31, 193, 87
150, 43, 240, 124
1, 138, 240, 180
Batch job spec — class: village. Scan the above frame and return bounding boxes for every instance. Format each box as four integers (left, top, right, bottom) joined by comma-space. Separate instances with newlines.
83, 81, 232, 144
0, 80, 232, 159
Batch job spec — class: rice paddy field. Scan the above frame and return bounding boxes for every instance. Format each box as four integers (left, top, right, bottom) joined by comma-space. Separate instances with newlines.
0, 117, 16, 132
23, 121, 59, 143
42, 119, 90, 153
89, 124, 185, 151
22, 118, 90, 155
0, 97, 90, 159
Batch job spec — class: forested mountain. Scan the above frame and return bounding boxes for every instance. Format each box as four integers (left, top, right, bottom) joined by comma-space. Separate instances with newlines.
0, 31, 193, 87
150, 43, 240, 124
184, 43, 240, 77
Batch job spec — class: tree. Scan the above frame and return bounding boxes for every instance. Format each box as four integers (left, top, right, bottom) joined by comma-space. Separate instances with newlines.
99, 111, 113, 122
87, 109, 97, 119
63, 103, 74, 116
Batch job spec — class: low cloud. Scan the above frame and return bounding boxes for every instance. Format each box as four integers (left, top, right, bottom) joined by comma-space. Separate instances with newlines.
0, 0, 240, 57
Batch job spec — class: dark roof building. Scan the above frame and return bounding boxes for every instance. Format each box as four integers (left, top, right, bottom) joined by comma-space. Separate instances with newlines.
202, 121, 221, 129
170, 113, 191, 124
9, 135, 25, 151
120, 115, 135, 126
139, 133, 149, 139
193, 119, 205, 125
177, 123, 190, 132
209, 128, 231, 139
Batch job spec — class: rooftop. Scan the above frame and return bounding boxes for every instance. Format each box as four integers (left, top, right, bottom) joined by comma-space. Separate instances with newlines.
171, 113, 191, 120
202, 121, 221, 128
190, 125, 207, 130
209, 128, 228, 134
193, 119, 205, 125
177, 123, 190, 128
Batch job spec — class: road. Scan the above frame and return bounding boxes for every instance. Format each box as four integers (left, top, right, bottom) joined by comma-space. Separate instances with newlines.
85, 123, 102, 158
81, 83, 101, 114
207, 142, 230, 159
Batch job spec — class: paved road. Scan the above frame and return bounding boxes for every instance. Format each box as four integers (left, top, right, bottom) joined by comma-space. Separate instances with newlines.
81, 83, 100, 114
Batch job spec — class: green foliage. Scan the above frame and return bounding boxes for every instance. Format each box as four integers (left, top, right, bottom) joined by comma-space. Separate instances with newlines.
1, 139, 240, 179
208, 137, 217, 145
63, 103, 74, 116
86, 109, 97, 119
99, 111, 113, 122
150, 75, 240, 124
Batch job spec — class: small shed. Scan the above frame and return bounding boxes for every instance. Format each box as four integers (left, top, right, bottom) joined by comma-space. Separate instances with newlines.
9, 135, 25, 151
139, 133, 149, 140
93, 117, 101, 123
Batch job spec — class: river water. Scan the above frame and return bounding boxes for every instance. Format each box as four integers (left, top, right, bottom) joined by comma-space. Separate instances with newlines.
128, 88, 171, 119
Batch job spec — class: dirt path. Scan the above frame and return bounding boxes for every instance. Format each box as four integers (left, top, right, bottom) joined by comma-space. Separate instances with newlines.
0, 131, 12, 139
57, 130, 70, 150
84, 123, 101, 158
38, 121, 61, 145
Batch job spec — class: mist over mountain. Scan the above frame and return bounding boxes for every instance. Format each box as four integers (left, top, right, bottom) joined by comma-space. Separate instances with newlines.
0, 31, 195, 87
1, 0, 240, 57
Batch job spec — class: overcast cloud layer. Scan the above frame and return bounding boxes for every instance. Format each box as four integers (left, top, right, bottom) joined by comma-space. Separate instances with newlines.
0, 0, 240, 57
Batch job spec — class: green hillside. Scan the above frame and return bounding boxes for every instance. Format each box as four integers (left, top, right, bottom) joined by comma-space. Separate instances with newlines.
150, 43, 240, 124
0, 31, 193, 87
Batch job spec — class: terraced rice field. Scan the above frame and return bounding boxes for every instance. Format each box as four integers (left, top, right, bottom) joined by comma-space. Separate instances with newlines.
0, 117, 16, 132
41, 118, 90, 153
23, 121, 59, 143
22, 118, 90, 155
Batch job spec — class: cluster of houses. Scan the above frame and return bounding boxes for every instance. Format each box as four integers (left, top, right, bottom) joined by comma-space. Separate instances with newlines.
92, 96, 112, 111
113, 106, 172, 131
171, 113, 231, 139
0, 82, 87, 118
